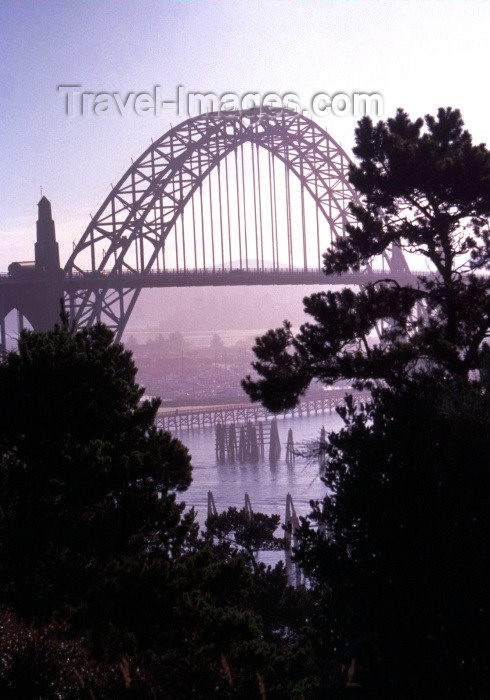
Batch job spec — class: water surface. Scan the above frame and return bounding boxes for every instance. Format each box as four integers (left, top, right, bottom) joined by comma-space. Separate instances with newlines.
176, 412, 344, 524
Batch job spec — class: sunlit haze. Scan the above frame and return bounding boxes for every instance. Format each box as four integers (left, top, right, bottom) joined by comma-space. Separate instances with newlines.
1, 0, 488, 333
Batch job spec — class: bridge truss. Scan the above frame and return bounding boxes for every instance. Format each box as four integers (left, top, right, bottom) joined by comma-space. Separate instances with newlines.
64, 106, 362, 340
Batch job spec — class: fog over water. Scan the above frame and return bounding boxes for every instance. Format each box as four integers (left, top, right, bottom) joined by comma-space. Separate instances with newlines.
124, 285, 323, 338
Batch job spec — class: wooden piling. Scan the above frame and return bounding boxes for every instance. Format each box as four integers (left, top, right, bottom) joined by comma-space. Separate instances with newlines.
285, 427, 295, 465
269, 418, 281, 463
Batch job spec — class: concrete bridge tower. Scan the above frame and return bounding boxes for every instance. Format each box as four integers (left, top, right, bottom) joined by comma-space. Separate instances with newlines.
35, 196, 61, 273
0, 197, 63, 350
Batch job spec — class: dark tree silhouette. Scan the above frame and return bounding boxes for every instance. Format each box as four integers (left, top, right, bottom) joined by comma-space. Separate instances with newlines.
204, 506, 287, 572
296, 377, 490, 698
0, 323, 330, 699
0, 323, 195, 621
242, 108, 490, 697
243, 107, 490, 411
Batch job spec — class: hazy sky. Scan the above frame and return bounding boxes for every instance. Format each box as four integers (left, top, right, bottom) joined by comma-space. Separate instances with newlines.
1, 0, 489, 272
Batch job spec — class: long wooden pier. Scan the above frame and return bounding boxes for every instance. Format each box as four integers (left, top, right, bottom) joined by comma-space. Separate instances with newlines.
156, 391, 369, 431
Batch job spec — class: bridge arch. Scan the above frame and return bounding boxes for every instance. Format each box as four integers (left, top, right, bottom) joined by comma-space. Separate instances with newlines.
65, 106, 358, 339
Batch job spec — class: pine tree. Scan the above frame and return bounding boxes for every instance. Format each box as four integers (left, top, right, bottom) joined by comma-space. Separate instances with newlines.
242, 108, 490, 696
0, 322, 195, 621
243, 107, 490, 411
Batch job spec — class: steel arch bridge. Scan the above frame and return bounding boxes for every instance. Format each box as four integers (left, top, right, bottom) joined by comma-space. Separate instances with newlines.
64, 106, 365, 340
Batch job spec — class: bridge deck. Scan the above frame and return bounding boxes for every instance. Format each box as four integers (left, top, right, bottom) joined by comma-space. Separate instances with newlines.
0, 266, 428, 292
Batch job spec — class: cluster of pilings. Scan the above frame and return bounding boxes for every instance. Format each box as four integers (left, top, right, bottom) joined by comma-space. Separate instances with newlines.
215, 418, 288, 464
215, 421, 263, 462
